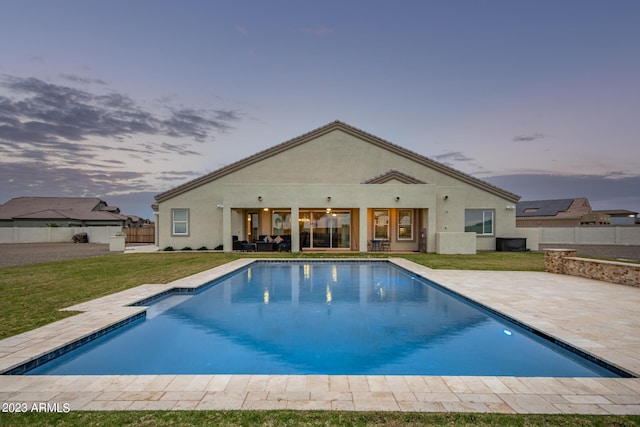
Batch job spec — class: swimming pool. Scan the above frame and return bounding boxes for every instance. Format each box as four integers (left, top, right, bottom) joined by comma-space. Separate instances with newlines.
25, 261, 623, 377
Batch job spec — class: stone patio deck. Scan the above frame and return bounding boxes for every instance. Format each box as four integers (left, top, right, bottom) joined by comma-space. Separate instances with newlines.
1, 258, 639, 414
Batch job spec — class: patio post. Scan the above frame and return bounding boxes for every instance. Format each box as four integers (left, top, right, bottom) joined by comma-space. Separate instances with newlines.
359, 206, 368, 253
222, 205, 232, 252
290, 206, 300, 253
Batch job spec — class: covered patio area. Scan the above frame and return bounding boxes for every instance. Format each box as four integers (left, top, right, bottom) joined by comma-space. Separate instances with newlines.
227, 206, 429, 253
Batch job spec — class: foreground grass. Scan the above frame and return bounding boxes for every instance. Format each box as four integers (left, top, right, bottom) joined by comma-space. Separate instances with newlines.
0, 251, 543, 339
4, 410, 640, 426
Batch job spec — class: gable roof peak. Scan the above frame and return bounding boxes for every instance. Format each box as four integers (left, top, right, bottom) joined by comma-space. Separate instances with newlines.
155, 120, 520, 203
363, 169, 426, 184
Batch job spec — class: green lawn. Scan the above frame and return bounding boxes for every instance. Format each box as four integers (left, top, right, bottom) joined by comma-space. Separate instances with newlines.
0, 251, 544, 340
5, 251, 638, 426
0, 252, 239, 340
4, 410, 639, 426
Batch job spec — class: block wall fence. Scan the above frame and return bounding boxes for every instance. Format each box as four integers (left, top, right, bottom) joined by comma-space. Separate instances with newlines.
545, 249, 640, 287
0, 227, 123, 244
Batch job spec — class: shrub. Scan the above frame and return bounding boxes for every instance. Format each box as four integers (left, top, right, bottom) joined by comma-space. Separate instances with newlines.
181, 246, 192, 251
163, 246, 174, 251
197, 246, 208, 251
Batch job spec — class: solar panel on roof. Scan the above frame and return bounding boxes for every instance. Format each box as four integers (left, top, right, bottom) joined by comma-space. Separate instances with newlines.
516, 199, 573, 217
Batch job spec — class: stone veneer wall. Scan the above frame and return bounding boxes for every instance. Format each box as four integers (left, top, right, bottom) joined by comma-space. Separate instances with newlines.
544, 249, 640, 287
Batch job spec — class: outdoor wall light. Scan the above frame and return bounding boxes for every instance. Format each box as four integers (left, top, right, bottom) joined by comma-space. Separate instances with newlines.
506, 205, 516, 210
258, 196, 262, 201
443, 195, 449, 200
216, 204, 224, 209
327, 196, 331, 201
395, 196, 400, 201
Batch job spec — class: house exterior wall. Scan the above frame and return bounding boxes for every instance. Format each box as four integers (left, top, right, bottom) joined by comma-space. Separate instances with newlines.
464, 188, 519, 251
157, 126, 519, 253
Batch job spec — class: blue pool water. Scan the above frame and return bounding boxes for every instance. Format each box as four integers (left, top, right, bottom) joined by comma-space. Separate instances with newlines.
26, 261, 621, 376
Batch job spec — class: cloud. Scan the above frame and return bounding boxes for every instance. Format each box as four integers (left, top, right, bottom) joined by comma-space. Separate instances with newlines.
236, 25, 249, 36
0, 74, 242, 218
431, 151, 474, 165
159, 142, 201, 156
0, 162, 152, 197
164, 108, 238, 141
513, 133, 545, 142
0, 75, 239, 146
60, 74, 108, 85
603, 170, 637, 180
0, 74, 240, 164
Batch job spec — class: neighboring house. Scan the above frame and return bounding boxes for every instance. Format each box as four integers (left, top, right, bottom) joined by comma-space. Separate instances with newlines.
124, 215, 147, 228
516, 198, 610, 227
154, 121, 521, 253
592, 209, 639, 226
0, 197, 127, 227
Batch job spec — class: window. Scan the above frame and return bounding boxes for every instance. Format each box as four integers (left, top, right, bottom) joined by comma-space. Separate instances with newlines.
465, 210, 494, 235
398, 209, 413, 240
272, 211, 291, 235
172, 209, 189, 235
374, 209, 389, 239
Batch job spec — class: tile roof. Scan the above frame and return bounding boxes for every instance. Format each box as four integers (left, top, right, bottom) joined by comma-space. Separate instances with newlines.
0, 197, 126, 221
363, 169, 426, 184
155, 121, 520, 203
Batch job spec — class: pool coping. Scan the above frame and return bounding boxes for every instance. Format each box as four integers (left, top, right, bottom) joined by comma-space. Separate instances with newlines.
1, 258, 639, 414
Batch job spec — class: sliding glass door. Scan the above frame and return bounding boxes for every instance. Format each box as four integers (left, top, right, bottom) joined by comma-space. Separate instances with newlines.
299, 210, 350, 249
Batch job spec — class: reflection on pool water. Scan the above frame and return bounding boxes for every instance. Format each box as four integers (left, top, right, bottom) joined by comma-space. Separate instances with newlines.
27, 261, 621, 377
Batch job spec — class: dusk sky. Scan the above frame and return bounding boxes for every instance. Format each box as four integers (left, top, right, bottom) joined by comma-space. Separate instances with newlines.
1, 0, 639, 219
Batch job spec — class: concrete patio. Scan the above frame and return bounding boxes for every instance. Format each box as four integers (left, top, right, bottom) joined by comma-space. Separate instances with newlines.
1, 258, 639, 414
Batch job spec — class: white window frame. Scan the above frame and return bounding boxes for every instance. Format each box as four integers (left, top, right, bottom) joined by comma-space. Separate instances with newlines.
172, 208, 189, 236
465, 209, 494, 236
397, 209, 414, 240
374, 209, 389, 240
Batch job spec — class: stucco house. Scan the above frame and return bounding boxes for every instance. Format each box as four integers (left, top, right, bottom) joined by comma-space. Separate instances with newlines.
516, 198, 611, 227
593, 209, 639, 226
154, 121, 520, 254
